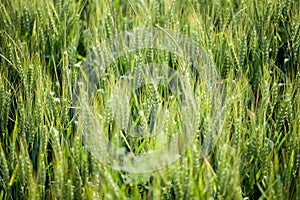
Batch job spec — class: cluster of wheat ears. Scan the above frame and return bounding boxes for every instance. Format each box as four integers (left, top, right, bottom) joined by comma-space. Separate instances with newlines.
0, 0, 299, 199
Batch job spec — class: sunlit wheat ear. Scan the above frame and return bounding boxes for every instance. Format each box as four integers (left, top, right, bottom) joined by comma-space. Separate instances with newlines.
270, 82, 279, 112
122, 17, 129, 31
262, 35, 270, 64
110, 79, 130, 132
0, 78, 10, 132
229, 43, 240, 74
104, 98, 113, 128
54, 0, 62, 19
22, 6, 32, 35
37, 153, 46, 194
105, 13, 114, 39
63, 179, 74, 199
0, 143, 10, 186
239, 32, 247, 69
46, 1, 58, 37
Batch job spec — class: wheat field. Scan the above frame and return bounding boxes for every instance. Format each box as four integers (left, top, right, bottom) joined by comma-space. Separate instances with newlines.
0, 0, 299, 199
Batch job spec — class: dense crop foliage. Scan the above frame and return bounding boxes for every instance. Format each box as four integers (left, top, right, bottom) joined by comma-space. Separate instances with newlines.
0, 0, 299, 199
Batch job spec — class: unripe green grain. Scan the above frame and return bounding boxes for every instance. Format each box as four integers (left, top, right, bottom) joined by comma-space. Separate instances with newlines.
262, 35, 269, 64
105, 14, 114, 39
0, 86, 10, 132
239, 33, 247, 69
229, 43, 241, 74
38, 153, 46, 192
18, 152, 27, 191
271, 82, 279, 112
138, 110, 148, 136
122, 17, 129, 31
64, 179, 74, 200
172, 164, 184, 199
22, 6, 31, 35
55, 0, 62, 20
73, 164, 82, 199
0, 144, 10, 184
104, 170, 121, 199
81, 152, 89, 186
46, 2, 58, 38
